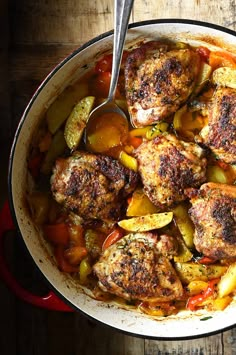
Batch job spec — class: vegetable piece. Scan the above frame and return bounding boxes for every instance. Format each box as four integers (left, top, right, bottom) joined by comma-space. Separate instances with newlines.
90, 72, 114, 97
46, 83, 88, 134
145, 122, 169, 140
218, 263, 236, 298
209, 50, 236, 70
54, 245, 78, 273
79, 257, 93, 284
38, 131, 52, 152
85, 229, 106, 259
118, 212, 173, 232
41, 129, 67, 175
187, 278, 219, 311
126, 188, 159, 217
173, 105, 204, 136
212, 66, 236, 88
198, 256, 216, 265
196, 46, 210, 63
64, 246, 88, 265
48, 199, 62, 224
119, 151, 138, 172
64, 96, 95, 150
175, 262, 227, 284
192, 61, 212, 95
102, 227, 124, 251
86, 112, 128, 154
28, 192, 50, 224
129, 126, 151, 138
206, 165, 229, 184
94, 51, 128, 73
210, 296, 232, 311
174, 236, 193, 263
44, 223, 70, 246
187, 280, 208, 296
138, 301, 177, 317
28, 153, 44, 179
172, 204, 194, 248
68, 224, 85, 247
95, 54, 113, 73
128, 136, 143, 149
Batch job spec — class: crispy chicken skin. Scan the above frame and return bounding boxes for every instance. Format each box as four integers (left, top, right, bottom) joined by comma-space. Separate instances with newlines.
189, 182, 236, 259
198, 87, 236, 164
51, 151, 138, 222
93, 232, 183, 302
135, 133, 207, 209
124, 41, 200, 127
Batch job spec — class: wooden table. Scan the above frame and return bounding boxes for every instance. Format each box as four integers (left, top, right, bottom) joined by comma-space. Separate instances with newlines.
1, 1, 236, 354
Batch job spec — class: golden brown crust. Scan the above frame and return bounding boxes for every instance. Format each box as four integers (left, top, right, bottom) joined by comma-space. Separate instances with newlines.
93, 232, 183, 302
189, 183, 236, 259
125, 42, 200, 127
51, 151, 138, 222
135, 134, 207, 209
199, 87, 236, 164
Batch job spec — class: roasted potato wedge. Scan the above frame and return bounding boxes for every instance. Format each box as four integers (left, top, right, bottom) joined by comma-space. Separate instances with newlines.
175, 262, 227, 284
126, 189, 159, 217
46, 83, 89, 134
64, 96, 95, 150
172, 204, 194, 248
193, 62, 212, 95
118, 212, 173, 232
174, 237, 193, 263
218, 263, 236, 298
41, 130, 67, 174
212, 66, 236, 88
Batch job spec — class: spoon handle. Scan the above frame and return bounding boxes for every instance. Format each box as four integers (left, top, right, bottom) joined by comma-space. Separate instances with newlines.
108, 0, 134, 101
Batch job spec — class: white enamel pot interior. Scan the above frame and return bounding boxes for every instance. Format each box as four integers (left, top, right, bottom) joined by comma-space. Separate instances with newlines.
9, 19, 236, 339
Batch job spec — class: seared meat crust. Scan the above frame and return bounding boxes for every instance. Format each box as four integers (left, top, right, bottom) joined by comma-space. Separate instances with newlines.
125, 41, 200, 127
93, 232, 183, 302
135, 134, 207, 209
198, 87, 236, 164
51, 151, 138, 222
189, 182, 236, 259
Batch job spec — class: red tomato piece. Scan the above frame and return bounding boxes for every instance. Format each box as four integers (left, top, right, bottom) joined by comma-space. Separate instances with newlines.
196, 46, 210, 63
95, 54, 113, 73
44, 223, 70, 246
102, 227, 124, 251
54, 245, 78, 273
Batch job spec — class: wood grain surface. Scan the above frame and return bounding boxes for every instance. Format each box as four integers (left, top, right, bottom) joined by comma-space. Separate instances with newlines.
1, 1, 236, 354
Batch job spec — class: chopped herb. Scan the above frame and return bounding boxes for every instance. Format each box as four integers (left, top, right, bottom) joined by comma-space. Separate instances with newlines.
200, 316, 213, 321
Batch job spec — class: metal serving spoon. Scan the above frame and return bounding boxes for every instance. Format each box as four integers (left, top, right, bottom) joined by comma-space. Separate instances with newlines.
85, 0, 134, 147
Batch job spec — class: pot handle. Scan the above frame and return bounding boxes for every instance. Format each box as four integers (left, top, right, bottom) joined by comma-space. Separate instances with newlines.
0, 200, 73, 312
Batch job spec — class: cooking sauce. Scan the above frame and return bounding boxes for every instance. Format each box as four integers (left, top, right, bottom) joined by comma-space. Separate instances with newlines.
27, 40, 236, 317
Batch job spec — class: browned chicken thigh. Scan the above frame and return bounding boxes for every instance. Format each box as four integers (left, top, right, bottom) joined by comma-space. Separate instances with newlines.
135, 133, 207, 210
93, 232, 183, 302
125, 41, 200, 127
198, 87, 236, 164
51, 151, 138, 223
189, 182, 236, 259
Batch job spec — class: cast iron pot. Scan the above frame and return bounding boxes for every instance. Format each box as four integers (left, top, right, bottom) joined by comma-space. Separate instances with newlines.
2, 19, 236, 339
